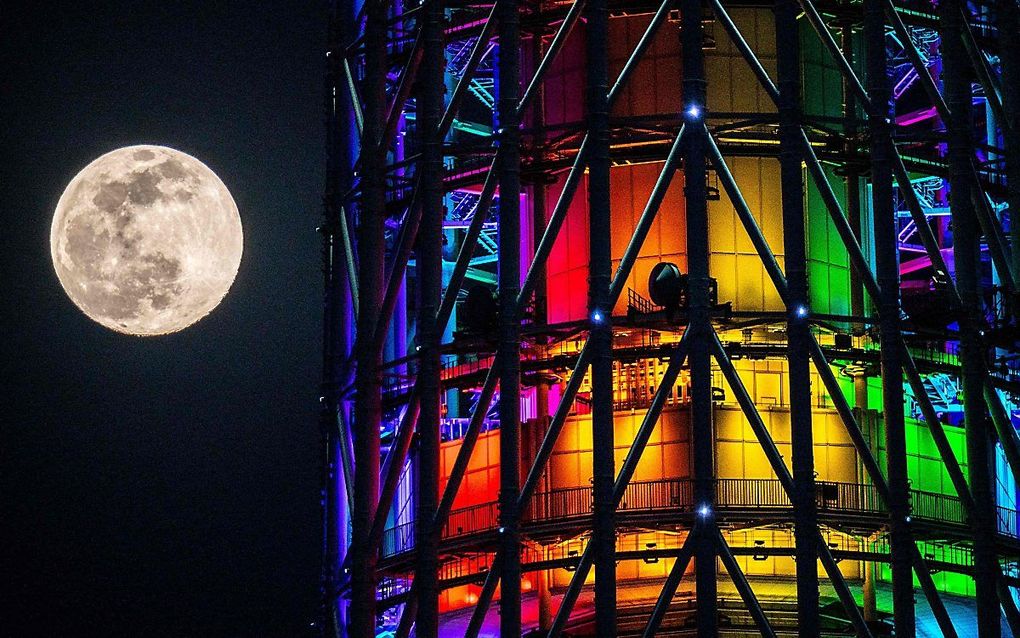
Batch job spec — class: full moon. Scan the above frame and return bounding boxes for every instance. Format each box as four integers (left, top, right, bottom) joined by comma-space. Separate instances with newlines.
51, 145, 243, 336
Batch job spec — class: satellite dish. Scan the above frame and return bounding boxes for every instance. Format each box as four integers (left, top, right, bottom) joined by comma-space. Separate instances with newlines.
648, 262, 688, 309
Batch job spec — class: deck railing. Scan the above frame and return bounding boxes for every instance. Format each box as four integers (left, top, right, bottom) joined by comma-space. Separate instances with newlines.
381, 476, 1018, 557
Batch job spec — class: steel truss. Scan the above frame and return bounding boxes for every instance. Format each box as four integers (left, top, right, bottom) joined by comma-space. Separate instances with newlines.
322, 0, 1020, 636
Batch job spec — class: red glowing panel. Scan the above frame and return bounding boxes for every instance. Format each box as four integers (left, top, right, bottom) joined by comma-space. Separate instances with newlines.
439, 429, 501, 511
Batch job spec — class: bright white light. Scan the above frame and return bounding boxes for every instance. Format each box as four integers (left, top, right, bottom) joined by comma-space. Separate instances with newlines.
698, 504, 711, 518
686, 104, 701, 120
50, 145, 242, 336
592, 310, 604, 324
794, 305, 809, 318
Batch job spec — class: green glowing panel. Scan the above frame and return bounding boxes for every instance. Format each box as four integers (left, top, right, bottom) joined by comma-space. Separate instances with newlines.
866, 378, 975, 597
877, 555, 976, 598
799, 24, 852, 316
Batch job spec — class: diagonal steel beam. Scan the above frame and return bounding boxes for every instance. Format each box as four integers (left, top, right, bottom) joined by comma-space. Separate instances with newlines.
711, 0, 1020, 498
394, 594, 416, 638
462, 554, 500, 637
448, 0, 674, 337
714, 529, 778, 638
356, 395, 419, 567
885, 2, 1016, 297
607, 0, 674, 103
986, 384, 1020, 493
546, 546, 595, 637
749, 0, 1017, 304
518, 0, 586, 118
343, 57, 365, 137
959, 8, 1007, 132
519, 0, 677, 305
884, 0, 950, 121
439, 3, 499, 138
463, 121, 688, 637
335, 406, 356, 515
1001, 0, 1020, 285
640, 530, 697, 638
411, 7, 689, 631
371, 184, 423, 358
546, 333, 692, 637
382, 31, 423, 155
436, 173, 496, 332
997, 575, 1020, 637
338, 205, 359, 318
369, 0, 596, 366
709, 330, 875, 638
706, 123, 959, 637
705, 129, 787, 304
883, 2, 1016, 298
903, 352, 974, 512
717, 320, 962, 635
462, 350, 594, 637
970, 163, 1016, 291
891, 155, 959, 305
376, 369, 499, 630
434, 368, 498, 532
438, 0, 598, 339
609, 124, 686, 302
797, 0, 868, 103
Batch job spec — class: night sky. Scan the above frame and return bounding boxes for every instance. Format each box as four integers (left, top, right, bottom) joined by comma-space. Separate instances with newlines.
3, 2, 326, 635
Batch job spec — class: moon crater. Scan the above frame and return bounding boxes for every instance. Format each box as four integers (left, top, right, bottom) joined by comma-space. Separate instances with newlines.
51, 145, 242, 335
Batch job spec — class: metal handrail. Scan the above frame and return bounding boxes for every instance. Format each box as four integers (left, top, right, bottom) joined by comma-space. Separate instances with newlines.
379, 476, 1019, 557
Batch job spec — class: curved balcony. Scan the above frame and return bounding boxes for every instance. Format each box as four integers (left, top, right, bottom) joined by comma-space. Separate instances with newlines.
379, 477, 1020, 568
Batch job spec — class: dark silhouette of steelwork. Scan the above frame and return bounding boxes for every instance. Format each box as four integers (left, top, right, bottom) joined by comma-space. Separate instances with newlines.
321, 0, 1020, 636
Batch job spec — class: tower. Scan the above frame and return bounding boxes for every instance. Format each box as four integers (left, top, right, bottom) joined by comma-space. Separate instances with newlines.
322, 0, 1020, 635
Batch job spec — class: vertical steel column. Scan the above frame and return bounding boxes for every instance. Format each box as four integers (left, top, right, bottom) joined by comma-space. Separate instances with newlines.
531, 33, 549, 327
940, 1, 1001, 634
775, 0, 819, 634
680, 1, 716, 635
839, 22, 878, 622
350, 0, 387, 635
414, 0, 445, 634
497, 0, 523, 635
586, 0, 616, 634
323, 4, 356, 634
865, 0, 914, 632
841, 21, 865, 333
1000, 0, 1020, 283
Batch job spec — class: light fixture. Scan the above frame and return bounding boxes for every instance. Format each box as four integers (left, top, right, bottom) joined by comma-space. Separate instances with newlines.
753, 540, 767, 561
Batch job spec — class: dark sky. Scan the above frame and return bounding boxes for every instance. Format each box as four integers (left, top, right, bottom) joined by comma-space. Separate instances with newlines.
2, 2, 326, 635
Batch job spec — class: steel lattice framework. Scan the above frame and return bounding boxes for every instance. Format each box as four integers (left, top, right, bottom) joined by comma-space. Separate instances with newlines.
321, 0, 1020, 636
